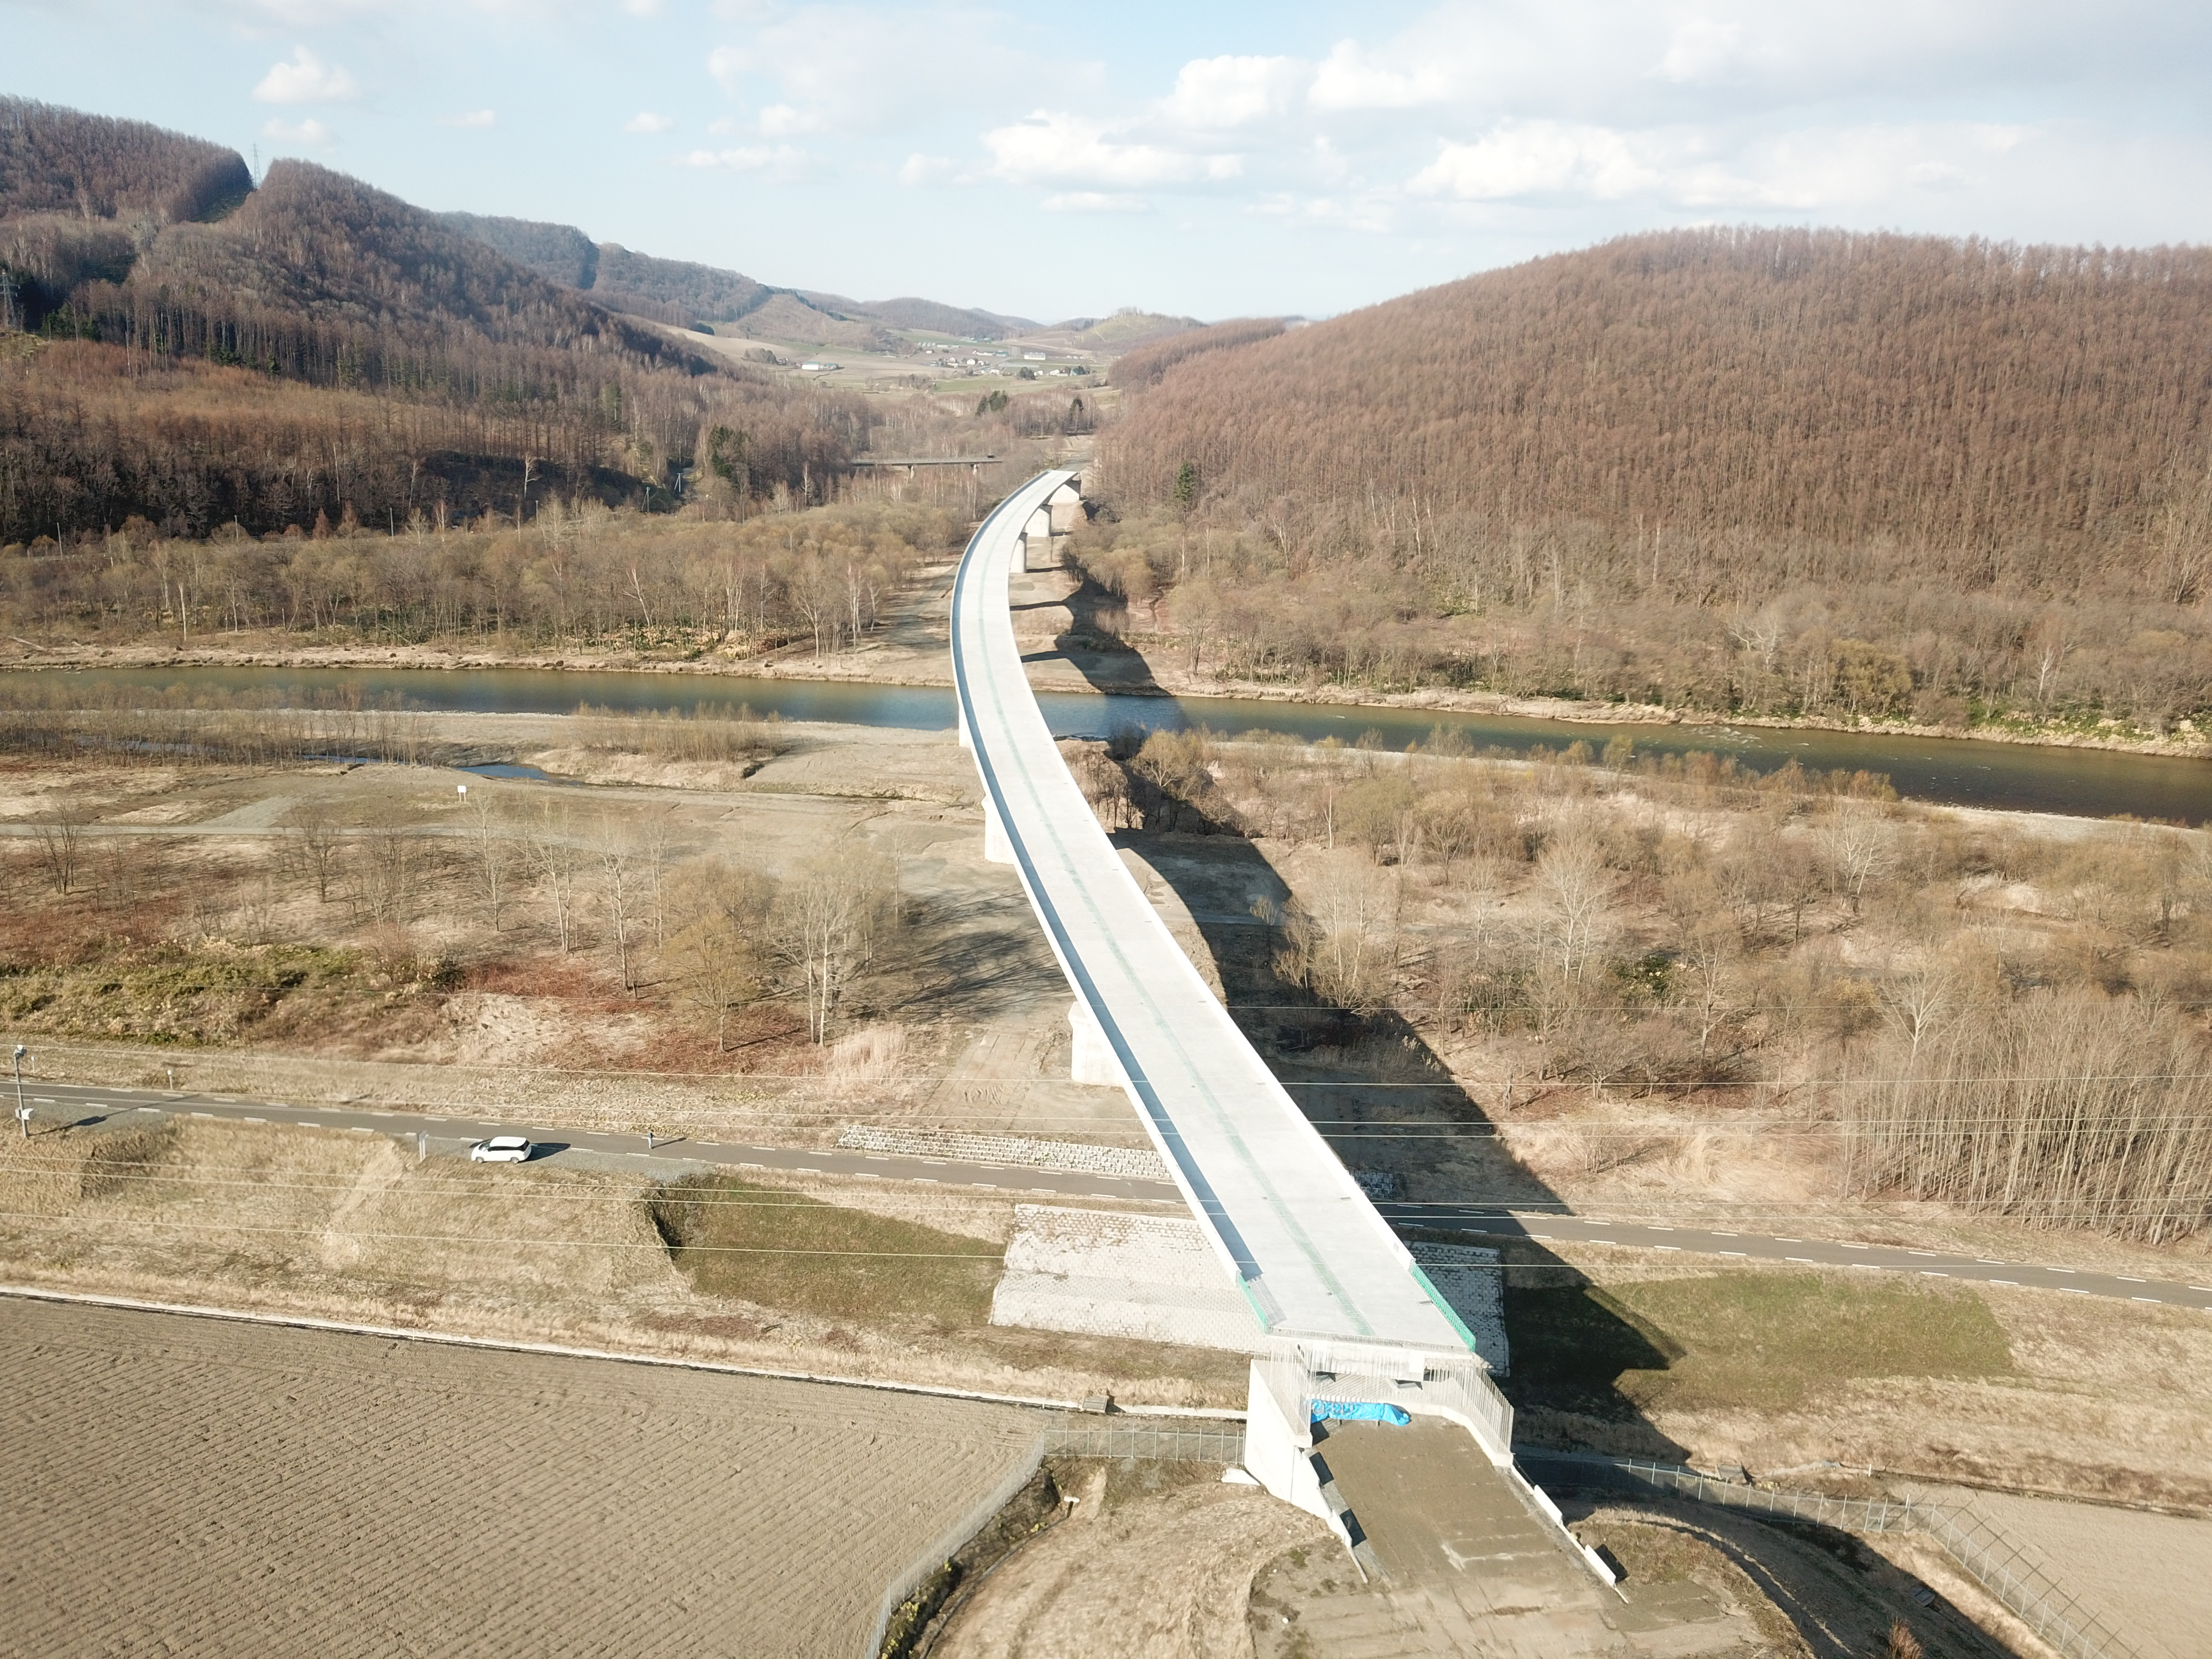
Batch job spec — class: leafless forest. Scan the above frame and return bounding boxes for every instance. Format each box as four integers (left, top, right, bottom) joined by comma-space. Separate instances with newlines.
0, 100, 869, 540
1094, 228, 2212, 735
0, 498, 956, 653
1085, 729, 2212, 1243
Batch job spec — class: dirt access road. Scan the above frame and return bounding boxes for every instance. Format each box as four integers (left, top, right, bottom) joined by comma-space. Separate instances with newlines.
0, 1295, 1044, 1659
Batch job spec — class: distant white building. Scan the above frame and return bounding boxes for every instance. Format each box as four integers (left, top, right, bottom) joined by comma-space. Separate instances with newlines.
1022, 351, 1048, 361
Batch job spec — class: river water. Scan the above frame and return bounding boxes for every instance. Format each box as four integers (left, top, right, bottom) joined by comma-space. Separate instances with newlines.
10, 665, 2210, 822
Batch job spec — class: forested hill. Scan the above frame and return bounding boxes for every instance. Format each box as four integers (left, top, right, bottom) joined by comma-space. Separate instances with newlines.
1088, 228, 2212, 737
0, 99, 865, 542
436, 211, 1035, 340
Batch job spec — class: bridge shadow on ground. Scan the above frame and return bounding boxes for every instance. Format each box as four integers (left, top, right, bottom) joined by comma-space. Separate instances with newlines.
1113, 825, 1691, 1463
1010, 567, 1166, 695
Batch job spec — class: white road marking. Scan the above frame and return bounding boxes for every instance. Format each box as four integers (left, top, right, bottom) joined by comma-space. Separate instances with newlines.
1989, 1279, 2020, 1286
2118, 1276, 2146, 1283
2132, 1296, 2163, 1303
298, 1121, 320, 1129
190, 1112, 213, 1119
1920, 1271, 1950, 1278
1655, 1245, 1681, 1252
242, 1118, 266, 1124
2063, 1287, 2092, 1295
1719, 1250, 1747, 1258
1776, 1237, 1802, 1244
2048, 1267, 2077, 1274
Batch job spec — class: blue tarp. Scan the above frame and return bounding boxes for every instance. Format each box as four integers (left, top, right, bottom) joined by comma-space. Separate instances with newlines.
1311, 1401, 1412, 1426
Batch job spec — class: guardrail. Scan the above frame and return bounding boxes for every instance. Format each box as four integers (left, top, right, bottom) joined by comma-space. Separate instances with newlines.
1517, 1452, 2145, 1659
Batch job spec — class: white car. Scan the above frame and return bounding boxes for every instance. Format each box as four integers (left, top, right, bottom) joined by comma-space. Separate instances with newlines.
469, 1135, 533, 1164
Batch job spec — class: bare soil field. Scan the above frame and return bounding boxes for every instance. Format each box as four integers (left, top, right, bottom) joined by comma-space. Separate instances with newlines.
934, 1464, 1331, 1659
1900, 1483, 2212, 1659
0, 1295, 1043, 1659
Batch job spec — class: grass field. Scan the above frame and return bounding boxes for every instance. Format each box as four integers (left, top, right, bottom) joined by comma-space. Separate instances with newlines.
649, 1175, 1002, 1331
1506, 1271, 2017, 1418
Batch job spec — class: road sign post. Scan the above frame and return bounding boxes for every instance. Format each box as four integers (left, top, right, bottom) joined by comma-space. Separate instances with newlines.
12, 1044, 27, 1138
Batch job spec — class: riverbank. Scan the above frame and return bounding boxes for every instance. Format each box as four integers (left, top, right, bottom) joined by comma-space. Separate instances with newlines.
9, 612, 2205, 763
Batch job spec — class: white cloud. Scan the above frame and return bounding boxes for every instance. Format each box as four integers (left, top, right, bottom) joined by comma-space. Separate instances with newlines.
707, 7, 1051, 139
678, 143, 810, 179
623, 0, 665, 14
260, 116, 333, 148
1161, 55, 1303, 130
984, 111, 1241, 189
1308, 39, 1454, 112
252, 45, 357, 105
898, 153, 958, 186
1411, 122, 1662, 201
1042, 192, 1148, 213
758, 103, 823, 137
437, 109, 495, 128
624, 111, 674, 133
1652, 18, 1763, 85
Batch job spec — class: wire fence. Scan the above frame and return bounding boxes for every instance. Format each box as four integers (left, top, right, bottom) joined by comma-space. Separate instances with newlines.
1044, 1422, 1246, 1463
867, 1432, 1048, 1659
1517, 1452, 2145, 1659
865, 1416, 1246, 1656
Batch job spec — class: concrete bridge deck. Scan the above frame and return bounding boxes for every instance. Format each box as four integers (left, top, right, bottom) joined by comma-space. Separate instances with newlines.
950, 471, 1470, 1353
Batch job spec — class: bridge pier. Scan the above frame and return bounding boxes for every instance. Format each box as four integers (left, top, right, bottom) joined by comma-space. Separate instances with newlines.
983, 797, 1014, 864
1068, 999, 1120, 1086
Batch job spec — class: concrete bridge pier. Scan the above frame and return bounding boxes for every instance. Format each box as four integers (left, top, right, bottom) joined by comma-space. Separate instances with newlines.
983, 796, 1014, 864
1067, 999, 1121, 1085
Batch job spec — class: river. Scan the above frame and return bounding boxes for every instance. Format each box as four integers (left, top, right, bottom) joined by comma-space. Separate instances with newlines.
9, 665, 2210, 822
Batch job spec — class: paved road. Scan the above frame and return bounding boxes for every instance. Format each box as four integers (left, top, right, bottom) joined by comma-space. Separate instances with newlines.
4, 1080, 1183, 1203
11, 1082, 2206, 1314
1381, 1204, 2212, 1313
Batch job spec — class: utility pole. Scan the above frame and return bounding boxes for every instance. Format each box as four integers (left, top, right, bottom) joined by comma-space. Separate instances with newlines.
13, 1045, 28, 1139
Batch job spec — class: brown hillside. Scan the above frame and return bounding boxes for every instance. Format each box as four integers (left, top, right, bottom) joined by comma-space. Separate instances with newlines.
1082, 229, 2212, 738
1105, 228, 2212, 586
0, 107, 867, 541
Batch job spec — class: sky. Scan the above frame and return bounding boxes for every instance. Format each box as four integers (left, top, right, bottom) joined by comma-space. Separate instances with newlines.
7, 1, 2211, 322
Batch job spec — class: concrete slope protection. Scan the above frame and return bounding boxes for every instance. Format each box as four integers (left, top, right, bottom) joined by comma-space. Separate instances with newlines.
951, 472, 1467, 1353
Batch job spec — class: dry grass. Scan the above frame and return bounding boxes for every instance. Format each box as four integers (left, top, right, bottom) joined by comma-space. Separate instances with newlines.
0, 1116, 1243, 1408
1506, 1270, 2016, 1416
1512, 1248, 2212, 1513
648, 1173, 1000, 1332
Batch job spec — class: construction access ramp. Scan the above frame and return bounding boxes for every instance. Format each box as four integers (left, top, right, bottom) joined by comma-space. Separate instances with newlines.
1259, 1419, 1759, 1658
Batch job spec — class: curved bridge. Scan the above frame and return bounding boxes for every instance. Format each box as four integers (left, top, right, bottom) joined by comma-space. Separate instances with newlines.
950, 471, 1472, 1354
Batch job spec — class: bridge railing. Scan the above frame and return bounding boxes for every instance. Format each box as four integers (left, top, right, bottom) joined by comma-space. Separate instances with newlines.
1517, 1452, 2145, 1659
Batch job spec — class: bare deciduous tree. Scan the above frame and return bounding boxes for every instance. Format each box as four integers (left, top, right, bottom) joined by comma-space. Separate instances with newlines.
287, 801, 344, 902
769, 843, 899, 1044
